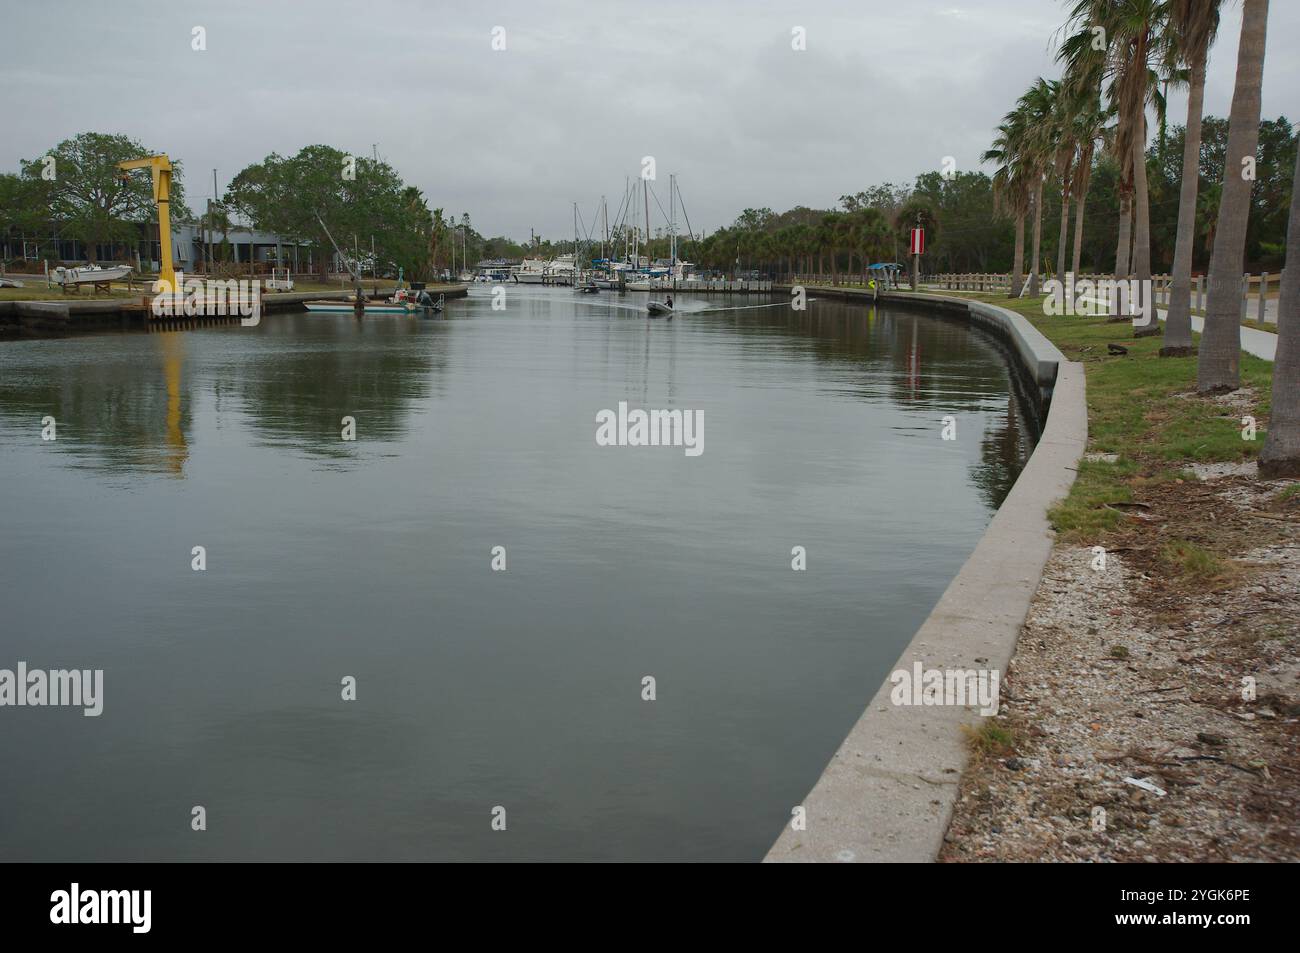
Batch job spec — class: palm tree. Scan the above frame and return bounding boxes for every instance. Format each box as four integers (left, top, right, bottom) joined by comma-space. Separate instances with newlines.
1197, 0, 1270, 393
1160, 0, 1223, 356
818, 213, 841, 285
1069, 100, 1110, 280
1047, 81, 1083, 282
1057, 28, 1113, 281
847, 209, 883, 286
984, 116, 1031, 297
1258, 140, 1300, 477
1064, 0, 1169, 324
1017, 79, 1058, 296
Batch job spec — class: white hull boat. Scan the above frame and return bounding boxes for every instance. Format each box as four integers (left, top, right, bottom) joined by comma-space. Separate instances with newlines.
51, 264, 132, 286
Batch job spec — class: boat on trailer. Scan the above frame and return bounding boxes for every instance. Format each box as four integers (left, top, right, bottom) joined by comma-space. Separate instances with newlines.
51, 263, 132, 286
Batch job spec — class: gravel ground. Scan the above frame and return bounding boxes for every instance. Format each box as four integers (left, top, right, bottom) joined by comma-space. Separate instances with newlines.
939, 469, 1299, 863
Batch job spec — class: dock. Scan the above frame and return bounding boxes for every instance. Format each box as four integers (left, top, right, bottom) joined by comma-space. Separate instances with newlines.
0, 285, 470, 337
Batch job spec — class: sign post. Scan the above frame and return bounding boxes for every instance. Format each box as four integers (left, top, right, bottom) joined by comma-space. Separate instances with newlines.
909, 225, 925, 291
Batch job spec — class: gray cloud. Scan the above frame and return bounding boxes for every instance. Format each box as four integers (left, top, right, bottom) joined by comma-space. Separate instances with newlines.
2, 0, 1297, 241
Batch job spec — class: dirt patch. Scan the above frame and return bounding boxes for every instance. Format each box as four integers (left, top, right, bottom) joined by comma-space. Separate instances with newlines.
939, 472, 1300, 863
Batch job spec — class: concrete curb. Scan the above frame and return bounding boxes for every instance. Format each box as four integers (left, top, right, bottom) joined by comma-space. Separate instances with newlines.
764, 291, 1087, 863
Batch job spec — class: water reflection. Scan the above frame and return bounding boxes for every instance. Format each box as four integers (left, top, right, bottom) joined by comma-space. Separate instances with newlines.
0, 291, 1038, 861
0, 313, 449, 474
232, 314, 448, 458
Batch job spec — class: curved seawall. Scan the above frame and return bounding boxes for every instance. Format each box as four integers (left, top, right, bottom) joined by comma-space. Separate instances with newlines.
765, 289, 1087, 863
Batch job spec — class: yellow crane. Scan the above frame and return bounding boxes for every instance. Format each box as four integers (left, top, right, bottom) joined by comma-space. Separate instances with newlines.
117, 154, 176, 290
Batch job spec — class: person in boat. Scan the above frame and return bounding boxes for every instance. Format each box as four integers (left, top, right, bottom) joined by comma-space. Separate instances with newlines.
665, 295, 673, 310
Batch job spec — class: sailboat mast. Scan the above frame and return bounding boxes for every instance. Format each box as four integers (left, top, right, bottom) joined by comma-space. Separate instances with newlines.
643, 178, 650, 269
670, 173, 676, 267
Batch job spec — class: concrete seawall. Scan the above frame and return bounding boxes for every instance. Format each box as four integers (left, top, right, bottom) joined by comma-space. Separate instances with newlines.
0, 284, 470, 336
765, 288, 1087, 863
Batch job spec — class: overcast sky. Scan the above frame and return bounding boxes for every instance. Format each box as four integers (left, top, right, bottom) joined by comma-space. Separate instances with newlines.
3, 0, 1298, 242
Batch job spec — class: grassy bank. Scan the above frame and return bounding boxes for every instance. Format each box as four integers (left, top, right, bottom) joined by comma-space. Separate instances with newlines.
930, 291, 1288, 545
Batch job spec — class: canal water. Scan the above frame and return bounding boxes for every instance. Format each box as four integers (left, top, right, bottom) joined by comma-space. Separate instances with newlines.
0, 288, 1032, 861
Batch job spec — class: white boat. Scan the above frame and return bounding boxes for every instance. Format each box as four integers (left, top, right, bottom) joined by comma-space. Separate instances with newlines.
512, 259, 548, 284
51, 263, 132, 286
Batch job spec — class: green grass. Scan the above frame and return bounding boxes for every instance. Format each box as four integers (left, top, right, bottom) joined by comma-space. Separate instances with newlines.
943, 291, 1276, 544
1242, 319, 1278, 334
961, 720, 1017, 756
1159, 539, 1237, 584
1273, 483, 1300, 506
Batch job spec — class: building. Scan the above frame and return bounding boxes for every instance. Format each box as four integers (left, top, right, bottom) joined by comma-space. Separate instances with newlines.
1, 220, 319, 274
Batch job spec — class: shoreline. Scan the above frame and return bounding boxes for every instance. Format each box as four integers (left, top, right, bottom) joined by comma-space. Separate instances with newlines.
0, 283, 471, 339
765, 284, 1296, 863
766, 290, 1087, 863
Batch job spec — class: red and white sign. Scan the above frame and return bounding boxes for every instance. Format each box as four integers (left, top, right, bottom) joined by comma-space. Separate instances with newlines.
910, 228, 925, 256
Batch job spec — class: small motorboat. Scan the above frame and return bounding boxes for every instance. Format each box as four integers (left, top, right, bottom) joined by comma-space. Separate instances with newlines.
647, 301, 673, 317
576, 281, 599, 294
51, 263, 132, 286
304, 300, 410, 314
304, 291, 444, 315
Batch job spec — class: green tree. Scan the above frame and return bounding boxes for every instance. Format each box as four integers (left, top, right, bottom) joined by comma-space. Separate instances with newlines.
226, 145, 428, 279
21, 132, 192, 263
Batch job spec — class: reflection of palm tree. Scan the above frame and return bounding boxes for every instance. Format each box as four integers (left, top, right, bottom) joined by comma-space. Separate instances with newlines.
969, 393, 1029, 511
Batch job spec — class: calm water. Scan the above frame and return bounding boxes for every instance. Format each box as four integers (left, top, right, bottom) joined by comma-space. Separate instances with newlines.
0, 288, 1030, 861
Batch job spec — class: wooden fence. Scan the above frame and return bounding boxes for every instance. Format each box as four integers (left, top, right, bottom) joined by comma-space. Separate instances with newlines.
924, 272, 1278, 324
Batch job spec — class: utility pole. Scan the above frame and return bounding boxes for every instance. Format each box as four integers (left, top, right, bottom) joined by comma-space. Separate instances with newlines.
210, 169, 218, 271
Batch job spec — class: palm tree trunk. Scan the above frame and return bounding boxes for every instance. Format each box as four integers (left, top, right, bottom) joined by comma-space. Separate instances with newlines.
1161, 51, 1208, 357
1055, 184, 1071, 281
1132, 112, 1158, 335
1109, 191, 1133, 320
1010, 212, 1025, 298
1071, 159, 1091, 279
1258, 141, 1300, 476
1115, 192, 1132, 278
1028, 180, 1044, 296
1198, 0, 1269, 393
